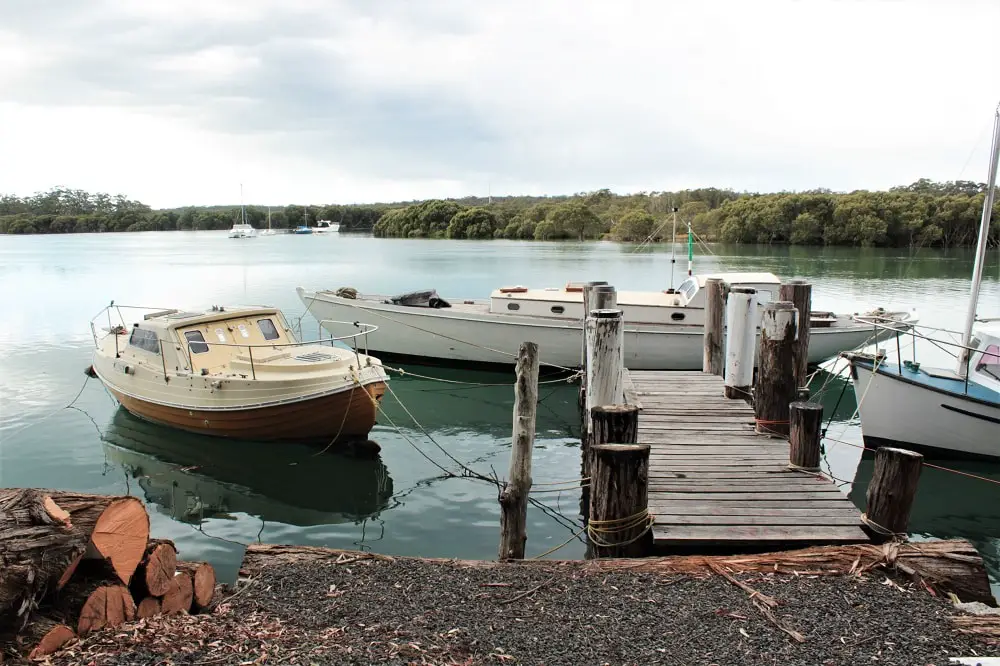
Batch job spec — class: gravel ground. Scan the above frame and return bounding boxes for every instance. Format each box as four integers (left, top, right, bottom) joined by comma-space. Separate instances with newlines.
18, 555, 997, 665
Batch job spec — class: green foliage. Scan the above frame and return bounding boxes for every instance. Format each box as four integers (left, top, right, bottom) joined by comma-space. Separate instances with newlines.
446, 207, 500, 239
611, 210, 657, 241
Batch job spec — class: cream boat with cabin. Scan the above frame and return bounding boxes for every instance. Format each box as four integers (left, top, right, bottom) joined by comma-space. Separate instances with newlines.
296, 272, 917, 371
89, 303, 388, 442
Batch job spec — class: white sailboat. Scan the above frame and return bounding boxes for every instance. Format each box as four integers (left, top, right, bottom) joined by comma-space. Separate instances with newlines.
842, 104, 1000, 459
228, 185, 257, 238
260, 206, 278, 236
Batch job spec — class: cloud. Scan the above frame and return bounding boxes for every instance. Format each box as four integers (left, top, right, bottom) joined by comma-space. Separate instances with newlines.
1, 0, 999, 207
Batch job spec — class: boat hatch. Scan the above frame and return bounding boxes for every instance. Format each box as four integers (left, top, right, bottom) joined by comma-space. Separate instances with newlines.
295, 352, 333, 362
144, 309, 178, 320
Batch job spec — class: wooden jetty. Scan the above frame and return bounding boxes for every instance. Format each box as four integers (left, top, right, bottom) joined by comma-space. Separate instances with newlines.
626, 369, 869, 550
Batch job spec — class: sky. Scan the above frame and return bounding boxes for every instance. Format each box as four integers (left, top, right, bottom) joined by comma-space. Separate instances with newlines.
1, 0, 1000, 209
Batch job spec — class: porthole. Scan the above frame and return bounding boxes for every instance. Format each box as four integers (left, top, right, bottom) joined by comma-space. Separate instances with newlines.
671, 312, 685, 321
551, 306, 565, 314
507, 303, 520, 311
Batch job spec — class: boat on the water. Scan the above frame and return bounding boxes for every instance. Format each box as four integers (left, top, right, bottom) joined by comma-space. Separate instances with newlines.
293, 225, 313, 235
259, 207, 279, 236
296, 272, 917, 371
228, 186, 257, 238
842, 104, 1000, 459
88, 303, 388, 442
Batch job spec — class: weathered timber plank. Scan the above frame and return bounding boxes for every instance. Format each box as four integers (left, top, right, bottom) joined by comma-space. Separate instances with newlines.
652, 525, 868, 542
648, 505, 859, 517
647, 484, 844, 493
649, 499, 859, 510
652, 515, 862, 526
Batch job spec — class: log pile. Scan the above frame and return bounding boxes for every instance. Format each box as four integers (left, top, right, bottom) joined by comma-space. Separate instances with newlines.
0, 489, 218, 660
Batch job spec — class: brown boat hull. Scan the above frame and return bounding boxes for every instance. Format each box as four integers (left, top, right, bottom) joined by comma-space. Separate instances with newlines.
108, 382, 387, 443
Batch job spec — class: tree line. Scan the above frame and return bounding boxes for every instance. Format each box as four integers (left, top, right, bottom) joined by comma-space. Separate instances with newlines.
1, 180, 997, 248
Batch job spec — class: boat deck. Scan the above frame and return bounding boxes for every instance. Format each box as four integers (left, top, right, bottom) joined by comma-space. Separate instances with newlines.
625, 370, 870, 551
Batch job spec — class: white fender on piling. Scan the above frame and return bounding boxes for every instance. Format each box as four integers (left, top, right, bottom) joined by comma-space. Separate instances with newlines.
724, 287, 758, 399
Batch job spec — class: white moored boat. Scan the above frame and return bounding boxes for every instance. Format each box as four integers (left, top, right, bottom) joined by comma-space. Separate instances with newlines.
296, 272, 917, 371
88, 303, 388, 443
842, 103, 1000, 459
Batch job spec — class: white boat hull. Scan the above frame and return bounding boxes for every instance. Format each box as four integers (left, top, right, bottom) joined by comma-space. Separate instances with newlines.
849, 361, 1000, 458
297, 288, 909, 371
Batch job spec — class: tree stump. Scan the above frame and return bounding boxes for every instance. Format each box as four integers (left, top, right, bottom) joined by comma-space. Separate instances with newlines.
176, 562, 217, 612
51, 564, 137, 636
130, 538, 177, 599
789, 401, 823, 470
864, 447, 923, 541
754, 302, 798, 437
161, 572, 194, 615
588, 444, 651, 559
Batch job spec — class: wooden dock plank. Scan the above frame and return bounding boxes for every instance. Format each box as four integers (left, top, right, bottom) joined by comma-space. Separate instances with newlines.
627, 368, 869, 550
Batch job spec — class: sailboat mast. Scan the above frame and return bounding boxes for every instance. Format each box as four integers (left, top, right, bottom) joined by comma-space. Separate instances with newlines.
687, 221, 694, 276
669, 206, 678, 289
957, 104, 1000, 375
240, 183, 246, 225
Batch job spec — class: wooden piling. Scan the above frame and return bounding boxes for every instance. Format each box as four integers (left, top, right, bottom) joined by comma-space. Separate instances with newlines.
588, 444, 651, 558
755, 301, 798, 437
499, 341, 539, 561
779, 280, 812, 390
789, 401, 823, 471
702, 277, 727, 376
589, 405, 639, 448
863, 447, 923, 542
584, 309, 624, 425
579, 282, 611, 437
724, 287, 757, 400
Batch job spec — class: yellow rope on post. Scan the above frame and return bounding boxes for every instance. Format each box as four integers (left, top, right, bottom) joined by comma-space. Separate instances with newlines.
585, 508, 656, 548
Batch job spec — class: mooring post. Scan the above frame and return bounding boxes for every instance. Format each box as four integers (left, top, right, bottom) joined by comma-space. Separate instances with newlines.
755, 301, 798, 436
702, 277, 728, 376
499, 341, 539, 561
582, 404, 639, 517
580, 282, 611, 438
779, 280, 812, 391
863, 447, 923, 543
587, 444, 651, 559
724, 287, 757, 400
585, 309, 624, 433
788, 401, 823, 470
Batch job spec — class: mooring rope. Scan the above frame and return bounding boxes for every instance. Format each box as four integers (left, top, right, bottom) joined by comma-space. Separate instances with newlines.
586, 508, 656, 549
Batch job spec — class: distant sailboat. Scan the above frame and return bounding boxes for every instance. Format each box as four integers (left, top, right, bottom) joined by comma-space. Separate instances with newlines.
294, 207, 313, 234
228, 185, 257, 238
260, 206, 278, 236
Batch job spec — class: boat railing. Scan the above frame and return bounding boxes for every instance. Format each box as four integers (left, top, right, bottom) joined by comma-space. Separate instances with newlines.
853, 317, 999, 395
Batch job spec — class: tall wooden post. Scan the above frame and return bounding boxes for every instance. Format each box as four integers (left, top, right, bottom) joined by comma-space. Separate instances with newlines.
588, 444, 651, 559
863, 447, 923, 542
592, 285, 617, 311
702, 278, 728, 376
724, 287, 757, 400
585, 309, 624, 426
779, 280, 812, 390
499, 341, 539, 561
582, 405, 639, 517
755, 301, 798, 437
580, 282, 611, 438
788, 401, 823, 470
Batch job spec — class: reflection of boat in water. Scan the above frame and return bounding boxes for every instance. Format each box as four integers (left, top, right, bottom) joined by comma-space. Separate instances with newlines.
849, 451, 1000, 580
101, 408, 394, 527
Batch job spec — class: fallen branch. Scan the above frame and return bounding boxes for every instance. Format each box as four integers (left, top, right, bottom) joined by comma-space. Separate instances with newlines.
497, 576, 556, 606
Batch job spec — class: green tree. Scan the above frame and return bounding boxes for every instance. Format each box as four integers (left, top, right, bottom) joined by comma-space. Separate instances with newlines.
549, 202, 601, 241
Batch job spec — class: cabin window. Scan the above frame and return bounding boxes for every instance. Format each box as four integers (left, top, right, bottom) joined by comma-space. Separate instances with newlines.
184, 330, 209, 354
551, 306, 565, 314
976, 344, 1000, 381
671, 312, 685, 321
507, 303, 520, 311
679, 278, 698, 301
257, 318, 280, 341
128, 327, 160, 354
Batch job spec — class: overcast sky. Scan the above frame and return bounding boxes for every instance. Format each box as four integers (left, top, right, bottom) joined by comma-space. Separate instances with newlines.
2, 0, 999, 208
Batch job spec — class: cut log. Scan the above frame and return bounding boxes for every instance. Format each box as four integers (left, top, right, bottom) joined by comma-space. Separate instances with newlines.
12, 616, 77, 660
136, 596, 162, 619
0, 489, 83, 630
51, 564, 136, 636
130, 538, 177, 599
161, 572, 194, 615
177, 562, 217, 611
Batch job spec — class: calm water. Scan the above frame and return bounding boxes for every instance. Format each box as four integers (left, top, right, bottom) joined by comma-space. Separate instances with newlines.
1, 232, 998, 590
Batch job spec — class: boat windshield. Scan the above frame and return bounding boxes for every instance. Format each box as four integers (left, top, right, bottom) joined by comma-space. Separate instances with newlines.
975, 344, 1000, 381
679, 278, 698, 302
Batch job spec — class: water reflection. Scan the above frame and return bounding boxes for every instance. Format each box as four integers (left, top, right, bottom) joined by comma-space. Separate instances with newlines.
101, 408, 395, 527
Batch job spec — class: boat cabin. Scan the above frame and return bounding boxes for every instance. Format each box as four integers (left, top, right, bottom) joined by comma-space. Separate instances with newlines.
970, 325, 1000, 393
116, 306, 298, 376
488, 272, 784, 326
